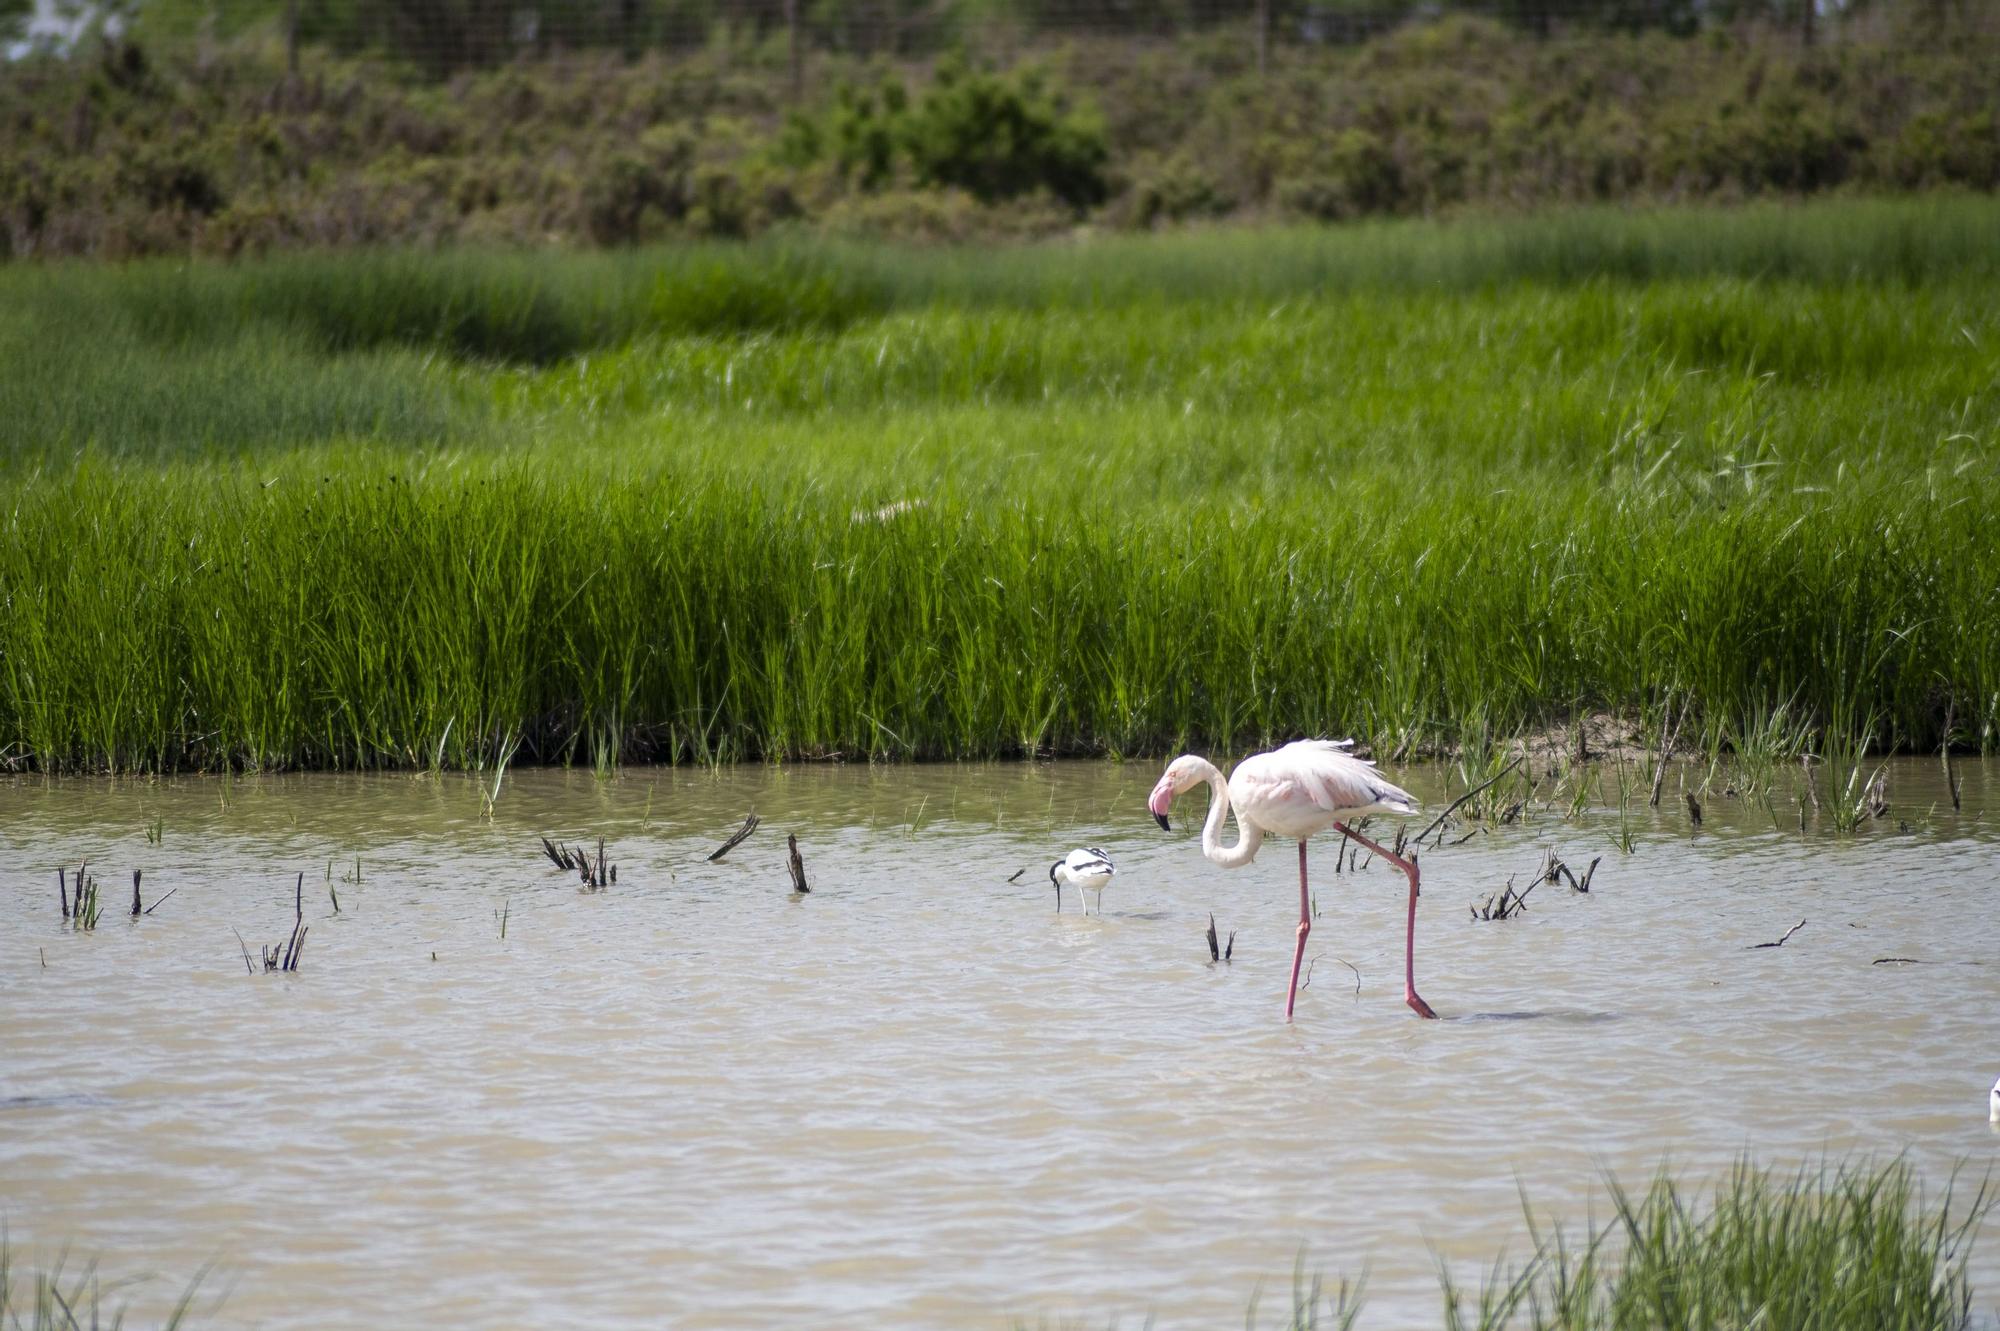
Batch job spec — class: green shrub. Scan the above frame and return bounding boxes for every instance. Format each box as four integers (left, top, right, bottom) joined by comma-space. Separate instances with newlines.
901, 57, 1108, 208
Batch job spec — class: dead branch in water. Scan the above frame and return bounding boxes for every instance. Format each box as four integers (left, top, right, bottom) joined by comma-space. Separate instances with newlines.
708, 813, 759, 862
1414, 756, 1525, 847
1872, 956, 1922, 965
1685, 792, 1703, 827
1537, 848, 1599, 891
1750, 919, 1807, 949
1471, 874, 1535, 921
787, 833, 809, 893
1006, 868, 1024, 884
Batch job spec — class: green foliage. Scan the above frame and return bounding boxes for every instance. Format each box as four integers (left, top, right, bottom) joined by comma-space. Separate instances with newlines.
0, 200, 1997, 771
900, 57, 1108, 206
792, 61, 1108, 206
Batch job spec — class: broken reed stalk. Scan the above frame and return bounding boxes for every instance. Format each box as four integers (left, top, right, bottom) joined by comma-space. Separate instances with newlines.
254, 871, 308, 973
708, 812, 759, 861
538, 834, 616, 887
59, 862, 100, 931
786, 832, 809, 893
1863, 767, 1890, 819
1202, 913, 1236, 962
1413, 755, 1525, 846
131, 869, 142, 917
1651, 692, 1689, 807
1537, 849, 1600, 893
1942, 701, 1962, 812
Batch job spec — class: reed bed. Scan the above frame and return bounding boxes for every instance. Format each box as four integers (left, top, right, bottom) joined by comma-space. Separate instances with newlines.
0, 198, 1994, 770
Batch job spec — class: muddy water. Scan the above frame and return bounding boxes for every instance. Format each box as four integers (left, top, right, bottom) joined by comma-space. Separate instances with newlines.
2, 759, 1997, 1328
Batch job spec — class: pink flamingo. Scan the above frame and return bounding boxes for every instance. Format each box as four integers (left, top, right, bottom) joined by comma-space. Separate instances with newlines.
1148, 739, 1435, 1022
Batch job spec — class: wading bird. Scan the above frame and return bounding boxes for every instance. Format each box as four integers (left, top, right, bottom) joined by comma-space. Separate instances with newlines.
1051, 847, 1117, 915
1990, 1075, 1999, 1123
1148, 739, 1431, 1022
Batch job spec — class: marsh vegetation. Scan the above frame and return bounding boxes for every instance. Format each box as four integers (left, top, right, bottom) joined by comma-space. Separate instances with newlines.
1, 198, 1995, 774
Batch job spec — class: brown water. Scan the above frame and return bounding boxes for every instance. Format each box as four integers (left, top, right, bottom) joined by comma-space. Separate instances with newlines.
2, 759, 1997, 1328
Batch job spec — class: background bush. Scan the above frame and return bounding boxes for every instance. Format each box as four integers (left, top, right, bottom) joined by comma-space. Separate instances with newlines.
0, 12, 1994, 256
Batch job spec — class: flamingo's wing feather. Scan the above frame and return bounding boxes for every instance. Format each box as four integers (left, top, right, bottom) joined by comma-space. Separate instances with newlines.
1270, 739, 1420, 815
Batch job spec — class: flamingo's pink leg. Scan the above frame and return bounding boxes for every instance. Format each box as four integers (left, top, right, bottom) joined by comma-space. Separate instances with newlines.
1334, 822, 1438, 1019
1285, 839, 1311, 1022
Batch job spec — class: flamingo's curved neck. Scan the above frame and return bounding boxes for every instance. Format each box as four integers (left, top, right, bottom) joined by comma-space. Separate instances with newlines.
1195, 757, 1263, 869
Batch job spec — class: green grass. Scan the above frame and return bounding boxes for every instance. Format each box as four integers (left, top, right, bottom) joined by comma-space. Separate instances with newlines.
1443, 1160, 1988, 1331
1, 197, 1996, 771
0, 1240, 202, 1330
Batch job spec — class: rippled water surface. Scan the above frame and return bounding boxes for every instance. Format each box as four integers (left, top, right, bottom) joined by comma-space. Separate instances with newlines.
3, 759, 1998, 1328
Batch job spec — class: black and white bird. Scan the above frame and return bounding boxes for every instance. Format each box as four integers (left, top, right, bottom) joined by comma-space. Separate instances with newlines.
1050, 847, 1117, 915
1990, 1074, 1999, 1123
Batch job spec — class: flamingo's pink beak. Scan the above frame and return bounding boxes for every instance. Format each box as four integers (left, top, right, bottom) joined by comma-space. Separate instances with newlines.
1148, 777, 1174, 831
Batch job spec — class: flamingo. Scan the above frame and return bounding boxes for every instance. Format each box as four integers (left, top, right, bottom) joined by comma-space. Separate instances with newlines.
1148, 739, 1433, 1022
1050, 847, 1116, 914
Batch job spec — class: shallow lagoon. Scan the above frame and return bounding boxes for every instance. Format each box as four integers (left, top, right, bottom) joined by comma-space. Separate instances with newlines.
3, 759, 1996, 1327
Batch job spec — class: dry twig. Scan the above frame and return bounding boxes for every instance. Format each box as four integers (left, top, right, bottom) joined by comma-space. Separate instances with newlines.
1749, 919, 1807, 949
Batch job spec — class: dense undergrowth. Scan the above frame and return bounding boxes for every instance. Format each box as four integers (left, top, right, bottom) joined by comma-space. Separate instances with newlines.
2, 9, 1995, 256
0, 198, 1996, 772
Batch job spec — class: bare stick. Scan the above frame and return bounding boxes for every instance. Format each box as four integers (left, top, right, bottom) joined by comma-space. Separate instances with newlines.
1205, 913, 1220, 962
131, 869, 143, 917
1412, 755, 1526, 846
1749, 919, 1806, 949
1006, 868, 1024, 884
1872, 956, 1922, 965
708, 813, 759, 862
58, 867, 69, 920
143, 887, 177, 915
231, 927, 255, 976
